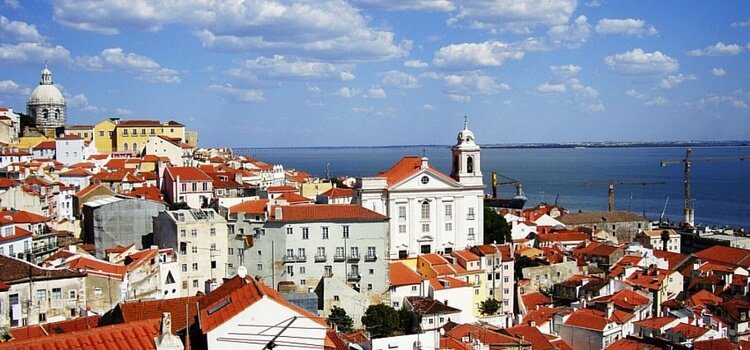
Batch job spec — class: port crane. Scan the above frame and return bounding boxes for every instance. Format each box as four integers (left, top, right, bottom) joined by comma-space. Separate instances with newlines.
585, 179, 665, 212
660, 148, 748, 227
491, 172, 524, 198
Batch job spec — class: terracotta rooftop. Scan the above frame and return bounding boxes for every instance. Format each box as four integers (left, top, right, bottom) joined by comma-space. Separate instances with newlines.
166, 166, 212, 182
376, 156, 457, 187
320, 187, 354, 198
117, 120, 162, 126
228, 199, 269, 215
428, 276, 471, 290
108, 296, 202, 332
407, 296, 461, 316
693, 338, 737, 350
0, 319, 160, 350
0, 210, 49, 224
503, 325, 555, 350
275, 204, 387, 222
694, 245, 750, 269
521, 292, 553, 311
9, 315, 101, 341
446, 324, 529, 347
389, 262, 424, 287
605, 338, 664, 350
669, 322, 710, 339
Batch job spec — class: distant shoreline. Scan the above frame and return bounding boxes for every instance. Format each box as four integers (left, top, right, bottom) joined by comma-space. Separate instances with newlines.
234, 141, 750, 151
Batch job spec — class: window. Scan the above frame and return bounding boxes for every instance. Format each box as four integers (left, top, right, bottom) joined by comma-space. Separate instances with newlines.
286, 266, 293, 275
191, 229, 197, 237
421, 245, 431, 254
421, 201, 430, 219
286, 249, 294, 257
368, 284, 373, 291
299, 266, 306, 274
369, 269, 374, 275
39, 313, 46, 323
317, 247, 325, 256
399, 250, 408, 259
302, 230, 309, 240
211, 261, 217, 269
421, 176, 429, 184
192, 246, 198, 254
192, 263, 198, 271
398, 206, 406, 219
99, 131, 104, 137
474, 289, 479, 295
181, 183, 187, 192
336, 247, 345, 258
445, 204, 452, 219
37, 289, 46, 301
287, 227, 293, 235
192, 183, 197, 191
322, 227, 329, 239
298, 248, 306, 258
333, 295, 339, 301
203, 182, 208, 191
504, 277, 509, 283
141, 128, 146, 135
399, 225, 406, 233
180, 229, 186, 238
445, 223, 453, 231
93, 287, 103, 296
300, 279, 306, 285
468, 207, 475, 220
210, 228, 216, 236
181, 264, 187, 272
132, 143, 137, 151
123, 129, 128, 136
467, 156, 474, 173
228, 248, 234, 255
325, 265, 333, 276
257, 263, 263, 271
52, 288, 62, 300
150, 128, 155, 135
69, 290, 76, 300
343, 225, 349, 239
350, 246, 359, 258
367, 246, 376, 258
411, 286, 418, 292
193, 280, 199, 288
422, 223, 430, 233
123, 143, 128, 150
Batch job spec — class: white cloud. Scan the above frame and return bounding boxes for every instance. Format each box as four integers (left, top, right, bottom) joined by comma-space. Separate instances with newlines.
307, 85, 322, 94
354, 0, 454, 11
366, 87, 387, 99
75, 48, 180, 83
421, 104, 435, 110
440, 73, 510, 96
0, 15, 44, 42
0, 42, 71, 65
114, 108, 132, 115
711, 68, 726, 76
585, 0, 603, 7
645, 96, 668, 106
381, 70, 419, 88
52, 0, 408, 61
4, 0, 20, 9
625, 89, 646, 99
335, 87, 359, 98
595, 18, 657, 36
67, 93, 103, 113
700, 90, 750, 109
550, 64, 581, 78
502, 100, 512, 106
447, 0, 577, 33
545, 15, 591, 49
229, 55, 355, 82
731, 18, 750, 28
688, 42, 743, 57
659, 73, 697, 89
604, 49, 679, 75
208, 84, 264, 102
433, 40, 524, 69
0, 80, 30, 96
447, 94, 471, 103
536, 82, 566, 93
404, 60, 429, 68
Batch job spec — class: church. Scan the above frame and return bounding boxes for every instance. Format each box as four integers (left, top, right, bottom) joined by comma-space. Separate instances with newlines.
356, 120, 485, 259
26, 65, 66, 137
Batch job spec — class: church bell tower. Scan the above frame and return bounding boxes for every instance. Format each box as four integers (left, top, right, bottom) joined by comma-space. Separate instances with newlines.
451, 116, 482, 186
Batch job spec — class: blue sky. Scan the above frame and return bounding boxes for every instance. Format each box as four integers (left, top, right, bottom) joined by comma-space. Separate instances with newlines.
0, 0, 748, 147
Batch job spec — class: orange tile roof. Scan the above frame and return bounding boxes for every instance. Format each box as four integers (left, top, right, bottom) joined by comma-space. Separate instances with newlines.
670, 322, 709, 339
537, 232, 590, 243
0, 227, 32, 244
267, 185, 297, 193
452, 249, 480, 262
320, 187, 354, 198
64, 256, 127, 280
389, 262, 425, 287
377, 156, 457, 186
446, 324, 529, 347
32, 140, 56, 150
228, 199, 269, 215
504, 325, 555, 350
693, 338, 737, 350
521, 292, 553, 311
605, 338, 664, 350
9, 315, 101, 341
124, 186, 164, 203
626, 268, 670, 291
633, 317, 678, 330
117, 120, 162, 126
277, 192, 313, 204
522, 306, 564, 326
276, 204, 387, 222
591, 289, 650, 311
694, 245, 750, 269
429, 276, 471, 290
114, 296, 202, 332
59, 167, 93, 177
166, 166, 211, 181
198, 275, 327, 333
0, 178, 19, 188
0, 319, 160, 350
564, 309, 609, 331
687, 289, 723, 308
0, 210, 49, 224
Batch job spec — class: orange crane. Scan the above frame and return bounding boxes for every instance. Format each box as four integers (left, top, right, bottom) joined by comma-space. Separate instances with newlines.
585, 179, 665, 212
660, 148, 748, 227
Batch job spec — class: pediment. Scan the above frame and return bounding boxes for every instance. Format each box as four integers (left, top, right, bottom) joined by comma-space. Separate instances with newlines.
391, 169, 460, 191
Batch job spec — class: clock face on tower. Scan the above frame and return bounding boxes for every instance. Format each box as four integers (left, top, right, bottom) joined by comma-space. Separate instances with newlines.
421, 176, 429, 184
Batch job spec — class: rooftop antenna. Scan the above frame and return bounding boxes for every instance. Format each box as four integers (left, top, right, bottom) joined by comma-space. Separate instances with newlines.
463, 115, 468, 129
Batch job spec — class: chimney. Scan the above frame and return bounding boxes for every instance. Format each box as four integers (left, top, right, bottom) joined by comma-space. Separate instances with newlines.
606, 302, 614, 318
274, 206, 283, 221
154, 312, 183, 349
420, 156, 429, 170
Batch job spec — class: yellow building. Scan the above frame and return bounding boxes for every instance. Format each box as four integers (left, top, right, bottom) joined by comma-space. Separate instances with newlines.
14, 135, 51, 149
93, 119, 117, 153
64, 125, 94, 142
114, 120, 185, 153
416, 251, 488, 318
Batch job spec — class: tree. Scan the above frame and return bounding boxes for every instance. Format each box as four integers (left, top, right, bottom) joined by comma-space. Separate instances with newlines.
514, 255, 544, 280
478, 298, 502, 315
484, 207, 512, 244
398, 306, 421, 335
328, 306, 353, 333
361, 304, 400, 338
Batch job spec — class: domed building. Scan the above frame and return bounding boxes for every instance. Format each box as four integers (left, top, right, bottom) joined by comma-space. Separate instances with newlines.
27, 65, 66, 130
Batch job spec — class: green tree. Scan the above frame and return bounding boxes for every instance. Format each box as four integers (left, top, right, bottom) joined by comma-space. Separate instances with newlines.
361, 304, 400, 338
483, 207, 512, 244
328, 306, 353, 333
478, 298, 502, 315
398, 306, 421, 335
514, 255, 544, 280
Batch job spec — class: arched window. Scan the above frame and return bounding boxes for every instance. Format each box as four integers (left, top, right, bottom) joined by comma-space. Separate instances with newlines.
42, 109, 49, 120
421, 201, 430, 220
123, 143, 129, 150
55, 109, 61, 120
132, 143, 137, 152
467, 156, 474, 173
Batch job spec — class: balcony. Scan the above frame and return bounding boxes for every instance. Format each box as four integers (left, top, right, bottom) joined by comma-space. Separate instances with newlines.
364, 254, 377, 262
333, 254, 346, 262
32, 244, 58, 255
347, 254, 360, 262
296, 255, 307, 262
347, 273, 361, 281
282, 255, 296, 263
315, 254, 327, 262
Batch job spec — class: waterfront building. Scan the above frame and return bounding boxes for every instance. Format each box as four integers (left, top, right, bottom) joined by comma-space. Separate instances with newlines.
152, 208, 228, 296
357, 121, 485, 258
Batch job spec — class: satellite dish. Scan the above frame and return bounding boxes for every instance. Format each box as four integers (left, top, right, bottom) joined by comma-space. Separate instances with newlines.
237, 266, 247, 279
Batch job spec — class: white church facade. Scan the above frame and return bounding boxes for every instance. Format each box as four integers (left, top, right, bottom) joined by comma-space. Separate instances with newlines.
356, 120, 485, 259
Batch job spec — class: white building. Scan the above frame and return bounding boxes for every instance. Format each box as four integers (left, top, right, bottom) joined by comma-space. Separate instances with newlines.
55, 134, 85, 165
143, 135, 193, 166
635, 229, 681, 253
389, 261, 427, 309
357, 121, 484, 258
0, 224, 32, 259
152, 208, 228, 296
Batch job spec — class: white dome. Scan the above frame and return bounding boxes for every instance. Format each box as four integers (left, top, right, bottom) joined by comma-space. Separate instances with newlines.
29, 84, 65, 106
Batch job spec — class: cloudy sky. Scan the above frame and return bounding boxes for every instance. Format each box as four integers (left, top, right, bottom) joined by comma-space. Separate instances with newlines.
0, 1, 748, 147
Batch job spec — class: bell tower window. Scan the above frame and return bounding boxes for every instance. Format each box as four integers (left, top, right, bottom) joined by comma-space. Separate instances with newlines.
466, 156, 474, 174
